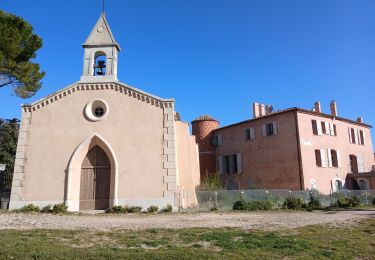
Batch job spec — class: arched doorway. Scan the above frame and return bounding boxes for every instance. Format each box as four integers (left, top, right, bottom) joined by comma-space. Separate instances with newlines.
80, 146, 111, 210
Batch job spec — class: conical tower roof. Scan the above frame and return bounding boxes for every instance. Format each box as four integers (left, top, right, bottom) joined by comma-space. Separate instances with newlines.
83, 13, 121, 51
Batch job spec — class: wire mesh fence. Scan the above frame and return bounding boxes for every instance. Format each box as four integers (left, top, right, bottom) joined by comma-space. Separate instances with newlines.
195, 189, 375, 211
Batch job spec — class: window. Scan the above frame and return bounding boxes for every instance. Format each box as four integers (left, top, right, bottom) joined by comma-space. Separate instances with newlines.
315, 150, 322, 167
94, 107, 104, 117
218, 154, 242, 174
212, 135, 222, 146
349, 155, 358, 173
350, 128, 356, 143
331, 149, 338, 167
334, 180, 343, 190
321, 121, 326, 134
312, 120, 318, 135
359, 130, 365, 145
245, 127, 255, 140
263, 122, 277, 136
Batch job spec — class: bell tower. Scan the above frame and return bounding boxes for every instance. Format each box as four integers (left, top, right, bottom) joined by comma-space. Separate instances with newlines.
80, 13, 121, 82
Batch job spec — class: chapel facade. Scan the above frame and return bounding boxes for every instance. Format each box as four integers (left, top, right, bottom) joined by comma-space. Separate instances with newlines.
9, 14, 200, 211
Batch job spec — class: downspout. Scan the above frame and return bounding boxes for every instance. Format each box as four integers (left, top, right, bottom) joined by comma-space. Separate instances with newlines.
294, 110, 305, 190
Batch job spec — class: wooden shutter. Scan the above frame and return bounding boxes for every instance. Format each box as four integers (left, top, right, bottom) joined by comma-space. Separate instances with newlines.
362, 130, 366, 145
355, 130, 359, 144
250, 127, 256, 140
357, 154, 365, 173
217, 156, 223, 174
272, 121, 278, 135
236, 153, 242, 173
317, 121, 322, 136
324, 122, 329, 135
262, 124, 267, 136
320, 149, 327, 167
329, 123, 334, 136
327, 149, 333, 167
337, 150, 341, 168
348, 127, 352, 143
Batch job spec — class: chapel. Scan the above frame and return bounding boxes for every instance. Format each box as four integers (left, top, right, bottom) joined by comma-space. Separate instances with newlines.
9, 13, 200, 211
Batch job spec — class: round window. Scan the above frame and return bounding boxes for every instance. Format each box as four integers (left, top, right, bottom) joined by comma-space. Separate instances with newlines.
84, 99, 109, 122
94, 107, 105, 117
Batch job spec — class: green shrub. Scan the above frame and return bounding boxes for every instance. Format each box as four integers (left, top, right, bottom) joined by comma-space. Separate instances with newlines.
41, 205, 52, 213
51, 203, 67, 214
233, 200, 246, 210
210, 207, 218, 211
128, 206, 142, 213
372, 198, 375, 206
335, 196, 360, 208
282, 197, 305, 210
147, 205, 159, 213
161, 204, 173, 213
106, 206, 125, 214
308, 195, 322, 209
233, 200, 273, 211
19, 204, 40, 212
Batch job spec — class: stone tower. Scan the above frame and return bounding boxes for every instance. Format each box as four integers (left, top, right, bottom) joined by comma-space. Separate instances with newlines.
80, 13, 121, 82
191, 115, 220, 178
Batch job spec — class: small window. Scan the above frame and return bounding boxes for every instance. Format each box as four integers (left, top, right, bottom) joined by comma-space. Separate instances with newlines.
334, 180, 343, 190
266, 123, 274, 136
350, 128, 356, 143
312, 120, 318, 135
315, 150, 322, 167
245, 127, 255, 140
321, 122, 326, 135
331, 149, 338, 167
94, 107, 105, 117
349, 155, 358, 173
359, 130, 364, 145
212, 135, 222, 146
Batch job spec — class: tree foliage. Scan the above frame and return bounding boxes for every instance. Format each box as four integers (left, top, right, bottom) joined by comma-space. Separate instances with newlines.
0, 10, 45, 98
0, 118, 19, 189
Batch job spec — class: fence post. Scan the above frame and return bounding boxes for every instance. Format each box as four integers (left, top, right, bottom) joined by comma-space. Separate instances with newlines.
365, 190, 368, 205
265, 190, 269, 200
288, 190, 291, 197
214, 191, 218, 209
240, 190, 244, 200
330, 190, 333, 206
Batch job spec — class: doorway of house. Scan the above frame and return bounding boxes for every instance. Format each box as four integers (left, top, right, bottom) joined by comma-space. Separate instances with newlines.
80, 146, 111, 210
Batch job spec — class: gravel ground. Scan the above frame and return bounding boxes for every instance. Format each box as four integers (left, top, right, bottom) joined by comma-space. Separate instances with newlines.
0, 210, 374, 231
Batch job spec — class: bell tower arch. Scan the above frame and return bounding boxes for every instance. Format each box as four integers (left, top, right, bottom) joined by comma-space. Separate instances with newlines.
80, 13, 121, 82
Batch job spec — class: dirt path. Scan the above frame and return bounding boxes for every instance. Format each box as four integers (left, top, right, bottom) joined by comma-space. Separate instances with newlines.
0, 210, 374, 231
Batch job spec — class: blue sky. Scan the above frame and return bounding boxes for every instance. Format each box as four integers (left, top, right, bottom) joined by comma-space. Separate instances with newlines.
1, 0, 374, 145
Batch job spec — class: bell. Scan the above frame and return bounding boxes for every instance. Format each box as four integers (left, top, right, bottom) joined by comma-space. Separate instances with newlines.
94, 60, 106, 76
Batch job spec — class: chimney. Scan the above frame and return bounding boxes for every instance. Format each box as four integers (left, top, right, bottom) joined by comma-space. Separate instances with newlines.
259, 104, 266, 116
330, 100, 338, 117
357, 117, 363, 123
314, 102, 321, 113
253, 103, 260, 118
265, 105, 272, 115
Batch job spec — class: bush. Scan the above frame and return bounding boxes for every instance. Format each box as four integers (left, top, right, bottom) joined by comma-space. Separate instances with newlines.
19, 204, 40, 212
161, 204, 173, 213
41, 205, 52, 213
233, 200, 246, 210
308, 195, 322, 209
233, 200, 273, 211
147, 205, 159, 213
128, 206, 142, 213
210, 207, 218, 211
106, 206, 125, 214
372, 198, 375, 206
282, 197, 305, 210
335, 196, 360, 208
51, 203, 67, 214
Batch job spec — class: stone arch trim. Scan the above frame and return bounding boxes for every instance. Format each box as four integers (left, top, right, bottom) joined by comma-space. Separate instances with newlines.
65, 134, 118, 211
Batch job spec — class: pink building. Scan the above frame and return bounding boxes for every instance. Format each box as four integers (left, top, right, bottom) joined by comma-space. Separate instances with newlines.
192, 101, 375, 194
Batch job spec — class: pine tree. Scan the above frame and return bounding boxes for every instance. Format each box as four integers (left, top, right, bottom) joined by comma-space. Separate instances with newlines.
0, 10, 45, 98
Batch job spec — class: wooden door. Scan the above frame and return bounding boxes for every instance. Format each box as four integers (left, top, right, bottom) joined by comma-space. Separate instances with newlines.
80, 146, 111, 210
